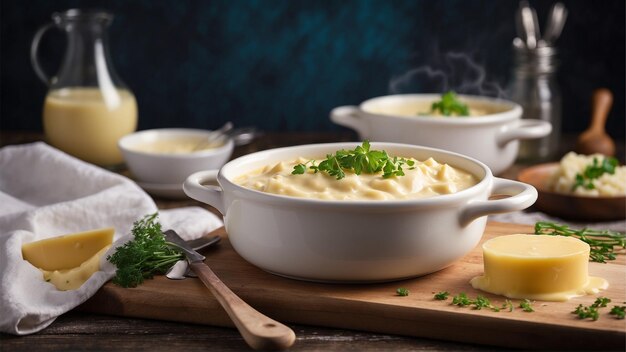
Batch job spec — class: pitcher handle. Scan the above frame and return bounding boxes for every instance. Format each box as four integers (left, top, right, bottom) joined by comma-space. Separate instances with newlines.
459, 178, 537, 227
183, 170, 226, 215
30, 22, 56, 86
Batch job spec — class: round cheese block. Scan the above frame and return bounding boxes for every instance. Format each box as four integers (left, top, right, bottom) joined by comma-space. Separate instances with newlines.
470, 234, 608, 301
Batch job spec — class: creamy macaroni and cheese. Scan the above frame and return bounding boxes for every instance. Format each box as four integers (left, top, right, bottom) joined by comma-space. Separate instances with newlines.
548, 152, 626, 196
366, 101, 489, 117
235, 157, 478, 200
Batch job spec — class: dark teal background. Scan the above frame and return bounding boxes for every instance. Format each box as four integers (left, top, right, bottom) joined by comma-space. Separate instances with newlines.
1, 0, 624, 137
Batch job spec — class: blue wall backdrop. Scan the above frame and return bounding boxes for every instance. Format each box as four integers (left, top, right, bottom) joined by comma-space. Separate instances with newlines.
1, 0, 624, 137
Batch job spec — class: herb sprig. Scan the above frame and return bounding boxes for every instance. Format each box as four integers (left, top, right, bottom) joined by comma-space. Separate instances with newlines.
519, 299, 535, 312
572, 298, 610, 321
107, 213, 184, 288
534, 222, 625, 263
610, 306, 626, 319
434, 291, 450, 300
426, 91, 470, 116
572, 156, 619, 191
292, 141, 415, 180
396, 288, 410, 296
451, 293, 503, 312
436, 292, 525, 313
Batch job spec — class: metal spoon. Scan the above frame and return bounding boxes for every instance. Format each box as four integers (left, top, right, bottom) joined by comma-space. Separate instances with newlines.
542, 2, 568, 46
166, 235, 221, 280
193, 122, 234, 151
230, 127, 260, 146
519, 1, 540, 49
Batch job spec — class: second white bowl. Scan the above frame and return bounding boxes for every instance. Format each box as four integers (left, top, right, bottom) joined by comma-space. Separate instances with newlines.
119, 128, 234, 184
330, 94, 552, 175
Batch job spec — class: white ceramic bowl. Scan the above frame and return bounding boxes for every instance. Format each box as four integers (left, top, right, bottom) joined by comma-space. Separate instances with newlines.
184, 142, 537, 283
118, 128, 234, 184
330, 94, 552, 175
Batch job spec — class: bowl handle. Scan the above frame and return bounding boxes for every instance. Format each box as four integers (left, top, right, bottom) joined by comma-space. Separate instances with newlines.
330, 106, 368, 137
459, 178, 538, 227
496, 119, 552, 147
183, 170, 226, 215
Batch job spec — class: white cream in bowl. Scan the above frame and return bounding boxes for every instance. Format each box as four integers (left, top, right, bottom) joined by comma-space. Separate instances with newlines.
129, 136, 223, 154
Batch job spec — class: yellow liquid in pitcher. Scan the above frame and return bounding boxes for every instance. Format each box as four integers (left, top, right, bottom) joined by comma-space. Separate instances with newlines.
43, 88, 137, 166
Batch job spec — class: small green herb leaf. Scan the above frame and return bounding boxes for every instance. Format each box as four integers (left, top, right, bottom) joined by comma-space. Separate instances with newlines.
474, 296, 499, 311
610, 306, 626, 319
434, 291, 450, 300
572, 156, 619, 191
450, 293, 501, 312
592, 297, 611, 308
519, 299, 534, 312
427, 91, 470, 117
501, 299, 514, 312
292, 163, 307, 175
572, 304, 599, 321
452, 293, 472, 307
396, 288, 410, 296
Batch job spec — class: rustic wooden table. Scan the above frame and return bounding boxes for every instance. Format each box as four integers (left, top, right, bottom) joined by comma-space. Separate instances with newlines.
0, 130, 622, 351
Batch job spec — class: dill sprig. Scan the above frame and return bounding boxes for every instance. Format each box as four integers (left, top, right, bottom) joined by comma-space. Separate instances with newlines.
534, 222, 625, 263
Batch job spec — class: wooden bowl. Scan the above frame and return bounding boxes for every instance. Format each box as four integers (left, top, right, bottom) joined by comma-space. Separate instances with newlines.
518, 163, 626, 221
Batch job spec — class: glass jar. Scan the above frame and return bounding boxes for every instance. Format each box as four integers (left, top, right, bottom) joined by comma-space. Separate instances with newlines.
31, 9, 137, 168
507, 45, 561, 162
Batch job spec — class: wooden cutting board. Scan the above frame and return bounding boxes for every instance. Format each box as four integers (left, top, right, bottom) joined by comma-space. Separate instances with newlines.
79, 222, 626, 350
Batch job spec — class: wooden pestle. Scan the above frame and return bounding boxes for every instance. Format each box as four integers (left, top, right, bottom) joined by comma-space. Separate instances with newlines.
574, 88, 616, 156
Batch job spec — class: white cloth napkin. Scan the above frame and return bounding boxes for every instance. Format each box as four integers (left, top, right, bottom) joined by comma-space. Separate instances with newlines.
0, 142, 223, 335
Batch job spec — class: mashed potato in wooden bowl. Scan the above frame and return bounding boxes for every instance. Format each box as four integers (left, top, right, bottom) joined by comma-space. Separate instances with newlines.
548, 152, 625, 197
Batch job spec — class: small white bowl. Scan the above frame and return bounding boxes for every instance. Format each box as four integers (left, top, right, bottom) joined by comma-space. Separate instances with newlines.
119, 128, 234, 184
330, 94, 552, 175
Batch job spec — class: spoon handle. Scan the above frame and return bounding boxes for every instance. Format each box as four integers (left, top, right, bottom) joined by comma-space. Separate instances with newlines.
590, 88, 613, 133
190, 261, 296, 350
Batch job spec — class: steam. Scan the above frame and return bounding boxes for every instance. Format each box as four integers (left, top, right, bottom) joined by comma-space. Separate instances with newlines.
389, 51, 506, 98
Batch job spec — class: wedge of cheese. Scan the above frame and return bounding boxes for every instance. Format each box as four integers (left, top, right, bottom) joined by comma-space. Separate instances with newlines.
22, 228, 114, 271
470, 234, 608, 301
41, 245, 111, 291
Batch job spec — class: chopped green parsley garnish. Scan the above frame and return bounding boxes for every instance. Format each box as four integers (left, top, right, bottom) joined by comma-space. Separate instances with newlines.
396, 288, 410, 296
292, 140, 415, 180
426, 91, 469, 116
572, 156, 619, 191
434, 291, 450, 300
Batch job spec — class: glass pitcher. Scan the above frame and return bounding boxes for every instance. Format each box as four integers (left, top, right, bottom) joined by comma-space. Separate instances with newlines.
31, 9, 137, 168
